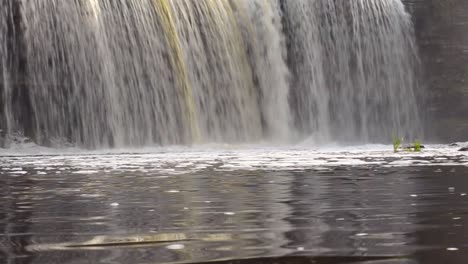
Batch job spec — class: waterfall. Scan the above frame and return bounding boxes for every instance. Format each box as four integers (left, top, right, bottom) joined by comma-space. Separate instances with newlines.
1, 0, 11, 138
283, 0, 421, 143
0, 0, 421, 148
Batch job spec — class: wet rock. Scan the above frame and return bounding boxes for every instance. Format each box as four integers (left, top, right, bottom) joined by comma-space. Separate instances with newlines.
403, 0, 468, 142
459, 147, 468, 152
0, 130, 5, 148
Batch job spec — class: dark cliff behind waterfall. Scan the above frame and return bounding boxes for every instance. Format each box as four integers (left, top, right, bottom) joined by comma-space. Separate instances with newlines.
404, 0, 468, 142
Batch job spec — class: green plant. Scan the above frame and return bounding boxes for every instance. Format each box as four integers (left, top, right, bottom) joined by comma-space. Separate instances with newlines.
393, 137, 403, 153
413, 139, 422, 152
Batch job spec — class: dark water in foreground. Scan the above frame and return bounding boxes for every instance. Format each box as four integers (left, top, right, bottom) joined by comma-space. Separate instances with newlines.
1, 147, 468, 264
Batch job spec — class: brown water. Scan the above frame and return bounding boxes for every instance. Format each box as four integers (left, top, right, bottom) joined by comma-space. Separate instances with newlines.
1, 145, 468, 264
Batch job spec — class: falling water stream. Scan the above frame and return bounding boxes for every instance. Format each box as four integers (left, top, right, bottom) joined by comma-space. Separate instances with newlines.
0, 0, 421, 148
283, 0, 421, 143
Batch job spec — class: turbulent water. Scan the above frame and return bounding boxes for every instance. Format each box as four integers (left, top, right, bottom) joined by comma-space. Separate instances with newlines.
0, 0, 421, 148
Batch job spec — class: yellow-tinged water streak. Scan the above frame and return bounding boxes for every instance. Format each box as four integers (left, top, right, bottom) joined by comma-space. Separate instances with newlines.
151, 0, 200, 143
224, 0, 263, 137
205, 0, 261, 136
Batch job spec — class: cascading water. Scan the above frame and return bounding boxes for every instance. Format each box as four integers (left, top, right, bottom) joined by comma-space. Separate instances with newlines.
283, 0, 422, 143
0, 0, 25, 142
0, 0, 11, 139
0, 0, 422, 148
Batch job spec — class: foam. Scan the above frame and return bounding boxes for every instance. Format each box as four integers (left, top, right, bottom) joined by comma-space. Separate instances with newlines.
0, 144, 466, 175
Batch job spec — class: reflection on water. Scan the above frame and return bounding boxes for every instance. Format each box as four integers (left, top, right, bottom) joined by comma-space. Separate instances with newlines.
1, 147, 468, 264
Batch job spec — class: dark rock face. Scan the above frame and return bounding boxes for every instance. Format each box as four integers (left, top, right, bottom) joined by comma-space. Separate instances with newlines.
403, 0, 468, 142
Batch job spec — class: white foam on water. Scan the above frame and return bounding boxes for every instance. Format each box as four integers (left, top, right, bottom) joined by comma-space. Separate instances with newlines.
0, 143, 467, 175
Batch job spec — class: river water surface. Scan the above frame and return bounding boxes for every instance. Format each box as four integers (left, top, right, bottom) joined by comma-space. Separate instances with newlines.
1, 144, 468, 264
